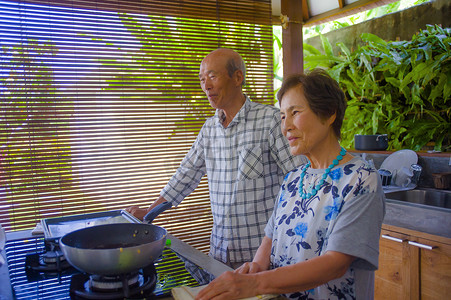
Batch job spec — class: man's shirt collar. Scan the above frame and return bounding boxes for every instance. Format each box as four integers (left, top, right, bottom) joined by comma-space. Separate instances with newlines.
215, 95, 250, 127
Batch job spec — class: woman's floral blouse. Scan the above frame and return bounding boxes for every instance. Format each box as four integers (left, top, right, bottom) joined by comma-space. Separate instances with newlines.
264, 156, 385, 300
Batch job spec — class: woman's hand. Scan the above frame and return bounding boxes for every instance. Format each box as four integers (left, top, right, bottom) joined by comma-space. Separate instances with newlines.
195, 237, 271, 299
235, 262, 265, 274
124, 205, 149, 220
195, 271, 259, 300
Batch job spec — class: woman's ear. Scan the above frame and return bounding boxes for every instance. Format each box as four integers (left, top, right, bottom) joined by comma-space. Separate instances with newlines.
326, 112, 336, 126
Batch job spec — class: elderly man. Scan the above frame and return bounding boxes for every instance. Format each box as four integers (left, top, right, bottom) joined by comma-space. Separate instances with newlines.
127, 48, 304, 274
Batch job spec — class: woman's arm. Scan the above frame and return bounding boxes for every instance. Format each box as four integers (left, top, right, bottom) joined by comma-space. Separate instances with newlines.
235, 236, 272, 274
196, 250, 355, 300
255, 250, 355, 295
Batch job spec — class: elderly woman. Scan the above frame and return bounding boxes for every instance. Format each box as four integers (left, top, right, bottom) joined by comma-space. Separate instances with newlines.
196, 69, 385, 300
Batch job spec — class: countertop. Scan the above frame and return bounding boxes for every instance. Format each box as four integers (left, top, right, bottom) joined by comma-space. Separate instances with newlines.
2, 190, 450, 298
0, 251, 13, 300
383, 200, 451, 238
0, 230, 233, 300
383, 186, 451, 239
0, 248, 12, 300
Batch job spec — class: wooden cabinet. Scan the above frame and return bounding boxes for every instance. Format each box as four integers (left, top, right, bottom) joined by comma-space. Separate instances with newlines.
419, 236, 451, 299
375, 224, 451, 300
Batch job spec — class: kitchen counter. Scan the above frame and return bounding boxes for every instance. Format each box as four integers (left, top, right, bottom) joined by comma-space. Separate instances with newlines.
166, 233, 233, 278
2, 193, 450, 299
0, 254, 12, 300
383, 188, 451, 239
0, 245, 12, 300
0, 230, 233, 300
384, 199, 451, 238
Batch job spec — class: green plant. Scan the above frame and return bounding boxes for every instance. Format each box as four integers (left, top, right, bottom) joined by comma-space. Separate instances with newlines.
273, 25, 283, 103
302, 0, 429, 40
303, 24, 451, 152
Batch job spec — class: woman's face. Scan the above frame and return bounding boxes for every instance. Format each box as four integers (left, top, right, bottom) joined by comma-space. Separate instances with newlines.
280, 85, 335, 156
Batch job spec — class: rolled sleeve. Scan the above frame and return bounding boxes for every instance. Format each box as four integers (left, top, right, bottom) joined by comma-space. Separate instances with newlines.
326, 187, 386, 270
161, 130, 207, 207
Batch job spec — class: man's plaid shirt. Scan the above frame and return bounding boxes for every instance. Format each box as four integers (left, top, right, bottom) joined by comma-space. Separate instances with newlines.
161, 97, 305, 264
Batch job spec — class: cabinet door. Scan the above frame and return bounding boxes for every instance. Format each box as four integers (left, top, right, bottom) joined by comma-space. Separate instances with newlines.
375, 230, 419, 300
411, 237, 451, 300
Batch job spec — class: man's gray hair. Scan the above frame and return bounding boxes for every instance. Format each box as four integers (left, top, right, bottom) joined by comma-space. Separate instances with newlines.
225, 52, 246, 86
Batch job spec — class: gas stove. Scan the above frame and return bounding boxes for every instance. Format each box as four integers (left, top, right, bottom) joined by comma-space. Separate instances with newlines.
5, 235, 199, 300
3, 210, 201, 300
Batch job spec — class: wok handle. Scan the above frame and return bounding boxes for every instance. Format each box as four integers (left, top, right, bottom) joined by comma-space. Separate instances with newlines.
143, 201, 172, 223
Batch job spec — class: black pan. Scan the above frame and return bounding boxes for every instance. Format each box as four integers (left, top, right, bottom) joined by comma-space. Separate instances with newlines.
355, 134, 388, 151
59, 202, 172, 275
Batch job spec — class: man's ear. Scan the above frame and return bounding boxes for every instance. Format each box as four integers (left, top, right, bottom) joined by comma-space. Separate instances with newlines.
234, 70, 244, 87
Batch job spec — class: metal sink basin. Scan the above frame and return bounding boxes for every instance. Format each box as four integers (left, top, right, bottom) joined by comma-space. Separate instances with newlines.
385, 188, 451, 210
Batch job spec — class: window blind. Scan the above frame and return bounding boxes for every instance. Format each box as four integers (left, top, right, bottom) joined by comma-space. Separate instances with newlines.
0, 0, 273, 253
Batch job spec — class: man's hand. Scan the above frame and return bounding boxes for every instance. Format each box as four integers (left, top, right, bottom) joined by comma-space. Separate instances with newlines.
125, 197, 169, 221
124, 205, 149, 220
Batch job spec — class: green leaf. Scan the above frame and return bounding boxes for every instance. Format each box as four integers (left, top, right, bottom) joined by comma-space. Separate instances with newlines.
371, 107, 379, 134
320, 34, 334, 57
329, 64, 345, 82
303, 43, 322, 56
444, 73, 451, 100
400, 62, 428, 89
361, 32, 387, 46
385, 77, 400, 88
336, 42, 351, 59
274, 34, 282, 49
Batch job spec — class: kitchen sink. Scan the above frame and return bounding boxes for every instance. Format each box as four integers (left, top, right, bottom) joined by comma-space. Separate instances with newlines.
385, 188, 451, 210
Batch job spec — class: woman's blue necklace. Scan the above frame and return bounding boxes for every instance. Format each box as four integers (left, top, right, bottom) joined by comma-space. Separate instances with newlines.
299, 147, 347, 200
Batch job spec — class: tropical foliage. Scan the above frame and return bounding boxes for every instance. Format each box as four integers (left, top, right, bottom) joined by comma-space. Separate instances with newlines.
273, 0, 431, 96
302, 0, 430, 40
303, 25, 450, 151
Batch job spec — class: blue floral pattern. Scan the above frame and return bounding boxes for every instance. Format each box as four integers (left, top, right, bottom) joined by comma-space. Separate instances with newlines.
269, 158, 377, 300
324, 198, 343, 221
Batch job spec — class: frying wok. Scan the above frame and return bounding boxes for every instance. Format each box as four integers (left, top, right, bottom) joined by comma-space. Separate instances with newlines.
59, 201, 172, 275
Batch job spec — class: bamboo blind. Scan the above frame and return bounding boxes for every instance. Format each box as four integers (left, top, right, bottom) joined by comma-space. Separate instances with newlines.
0, 0, 274, 253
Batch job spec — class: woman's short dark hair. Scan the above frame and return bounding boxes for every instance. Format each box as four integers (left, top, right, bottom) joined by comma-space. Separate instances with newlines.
277, 68, 347, 139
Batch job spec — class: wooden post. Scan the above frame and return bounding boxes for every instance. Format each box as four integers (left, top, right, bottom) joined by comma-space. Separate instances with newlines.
281, 0, 303, 77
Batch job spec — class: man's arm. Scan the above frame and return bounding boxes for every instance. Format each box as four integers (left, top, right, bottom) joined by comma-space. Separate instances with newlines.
126, 125, 207, 220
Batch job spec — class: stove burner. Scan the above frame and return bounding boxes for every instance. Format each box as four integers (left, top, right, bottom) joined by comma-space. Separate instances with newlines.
70, 264, 157, 299
41, 249, 66, 264
26, 252, 72, 273
24, 238, 73, 273
90, 272, 139, 291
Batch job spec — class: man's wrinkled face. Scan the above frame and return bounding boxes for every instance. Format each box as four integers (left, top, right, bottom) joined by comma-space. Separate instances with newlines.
199, 54, 236, 110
